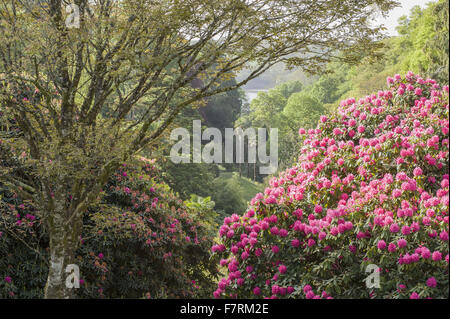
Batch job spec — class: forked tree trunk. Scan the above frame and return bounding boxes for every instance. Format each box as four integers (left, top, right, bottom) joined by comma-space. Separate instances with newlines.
44, 212, 82, 299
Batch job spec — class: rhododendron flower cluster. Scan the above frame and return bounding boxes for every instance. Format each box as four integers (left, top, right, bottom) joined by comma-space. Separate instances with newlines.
212, 73, 449, 299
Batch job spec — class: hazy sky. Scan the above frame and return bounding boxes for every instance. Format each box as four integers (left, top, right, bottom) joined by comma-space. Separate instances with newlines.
375, 0, 437, 36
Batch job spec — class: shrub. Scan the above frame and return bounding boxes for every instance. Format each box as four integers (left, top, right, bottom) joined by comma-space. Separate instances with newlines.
0, 159, 218, 298
211, 72, 449, 299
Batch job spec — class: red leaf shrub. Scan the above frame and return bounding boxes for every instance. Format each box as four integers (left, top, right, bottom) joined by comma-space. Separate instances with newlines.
212, 72, 449, 299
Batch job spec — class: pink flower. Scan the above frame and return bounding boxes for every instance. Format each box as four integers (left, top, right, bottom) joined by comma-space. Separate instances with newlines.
319, 231, 327, 240
4, 276, 11, 283
426, 277, 437, 288
314, 205, 323, 214
413, 167, 423, 176
377, 240, 386, 250
331, 227, 339, 236
253, 287, 261, 295
278, 264, 287, 274
401, 226, 411, 236
389, 223, 399, 233
272, 245, 279, 254
392, 189, 402, 198
388, 243, 397, 252
306, 290, 315, 299
421, 248, 431, 259
410, 292, 420, 299
432, 251, 442, 261
241, 251, 249, 260
213, 290, 221, 299
397, 238, 407, 248
279, 229, 288, 237
291, 239, 300, 247
271, 285, 279, 295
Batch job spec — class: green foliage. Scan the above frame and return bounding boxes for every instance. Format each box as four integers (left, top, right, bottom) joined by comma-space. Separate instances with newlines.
184, 194, 219, 236
283, 92, 327, 129
236, 79, 327, 170
272, 81, 304, 100
159, 160, 219, 200
304, 63, 352, 105
212, 173, 248, 218
423, 0, 449, 83
200, 78, 244, 131
247, 91, 287, 128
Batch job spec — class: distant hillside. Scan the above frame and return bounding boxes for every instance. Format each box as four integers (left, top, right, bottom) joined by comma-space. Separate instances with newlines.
237, 61, 318, 90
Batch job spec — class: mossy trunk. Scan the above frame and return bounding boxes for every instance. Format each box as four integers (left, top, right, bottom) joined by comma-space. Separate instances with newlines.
44, 212, 82, 299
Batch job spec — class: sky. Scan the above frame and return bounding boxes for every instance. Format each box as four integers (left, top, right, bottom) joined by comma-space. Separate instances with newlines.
375, 0, 438, 36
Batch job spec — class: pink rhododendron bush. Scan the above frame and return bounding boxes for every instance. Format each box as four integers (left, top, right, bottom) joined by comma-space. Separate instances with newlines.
211, 72, 449, 299
0, 159, 218, 298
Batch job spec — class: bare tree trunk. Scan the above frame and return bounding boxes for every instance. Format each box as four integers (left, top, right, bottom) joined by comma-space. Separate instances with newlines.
44, 212, 82, 299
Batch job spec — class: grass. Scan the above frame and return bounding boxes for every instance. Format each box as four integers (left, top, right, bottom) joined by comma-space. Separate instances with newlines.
214, 170, 263, 203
